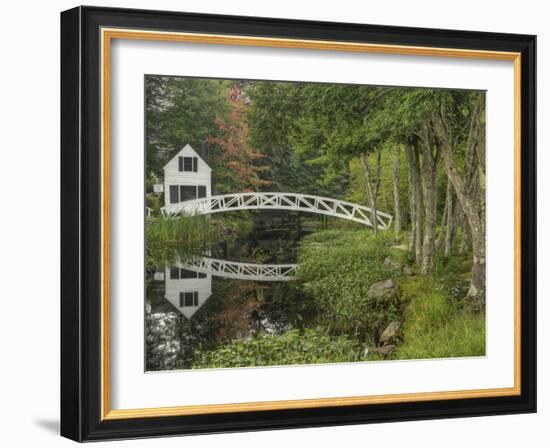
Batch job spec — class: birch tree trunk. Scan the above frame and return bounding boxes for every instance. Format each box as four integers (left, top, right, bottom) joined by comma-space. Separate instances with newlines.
420, 122, 440, 274
433, 96, 486, 308
405, 143, 423, 264
436, 179, 450, 250
392, 145, 402, 237
459, 220, 471, 255
361, 150, 382, 234
406, 148, 417, 253
444, 187, 457, 257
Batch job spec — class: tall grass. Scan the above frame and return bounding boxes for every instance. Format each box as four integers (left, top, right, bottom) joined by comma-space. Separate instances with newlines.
145, 214, 256, 270
146, 216, 218, 271
392, 276, 485, 360
146, 215, 217, 247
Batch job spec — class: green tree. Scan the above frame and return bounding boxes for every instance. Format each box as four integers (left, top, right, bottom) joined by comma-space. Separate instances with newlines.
145, 76, 228, 175
290, 84, 389, 231
247, 81, 349, 198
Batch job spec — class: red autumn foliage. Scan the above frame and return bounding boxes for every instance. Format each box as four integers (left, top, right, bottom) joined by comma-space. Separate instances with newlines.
208, 84, 271, 192
209, 282, 265, 343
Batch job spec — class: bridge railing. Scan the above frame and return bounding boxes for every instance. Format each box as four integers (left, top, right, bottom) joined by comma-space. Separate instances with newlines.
162, 192, 392, 230
178, 256, 297, 281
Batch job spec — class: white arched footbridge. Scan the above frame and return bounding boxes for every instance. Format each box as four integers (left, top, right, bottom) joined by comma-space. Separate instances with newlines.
181, 257, 297, 281
162, 192, 392, 230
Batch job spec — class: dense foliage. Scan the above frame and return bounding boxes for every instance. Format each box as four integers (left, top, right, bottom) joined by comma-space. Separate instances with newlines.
297, 230, 402, 340
192, 328, 366, 368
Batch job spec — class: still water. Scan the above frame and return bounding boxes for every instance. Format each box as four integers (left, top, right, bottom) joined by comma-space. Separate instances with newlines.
145, 213, 319, 371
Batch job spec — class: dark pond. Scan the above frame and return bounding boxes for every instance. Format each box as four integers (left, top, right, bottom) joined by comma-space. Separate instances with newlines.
145, 212, 320, 371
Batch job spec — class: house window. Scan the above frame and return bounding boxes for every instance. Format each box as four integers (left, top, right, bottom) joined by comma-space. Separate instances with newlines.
179, 156, 198, 172
169, 185, 179, 204
180, 269, 196, 279
170, 267, 180, 279
179, 291, 199, 307
170, 185, 207, 203
185, 292, 194, 306
180, 186, 197, 201
179, 269, 207, 279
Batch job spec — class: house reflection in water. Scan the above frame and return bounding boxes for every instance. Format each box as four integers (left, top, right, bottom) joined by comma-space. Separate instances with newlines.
162, 263, 212, 319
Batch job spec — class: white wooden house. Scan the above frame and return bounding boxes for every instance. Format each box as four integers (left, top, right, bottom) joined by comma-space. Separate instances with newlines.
163, 144, 212, 206
164, 264, 212, 319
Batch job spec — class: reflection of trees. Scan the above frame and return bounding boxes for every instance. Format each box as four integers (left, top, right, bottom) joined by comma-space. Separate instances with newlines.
145, 301, 179, 371
207, 281, 262, 343
145, 213, 319, 371
146, 274, 319, 371
146, 278, 261, 370
257, 282, 318, 334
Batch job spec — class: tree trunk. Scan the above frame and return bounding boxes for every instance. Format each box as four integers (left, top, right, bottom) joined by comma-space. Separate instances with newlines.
444, 189, 456, 257
469, 228, 486, 310
433, 96, 485, 307
406, 145, 416, 253
414, 156, 423, 265
405, 143, 423, 264
440, 148, 484, 306
420, 123, 440, 274
436, 179, 450, 250
392, 145, 402, 237
459, 221, 471, 255
440, 178, 458, 257
361, 151, 382, 234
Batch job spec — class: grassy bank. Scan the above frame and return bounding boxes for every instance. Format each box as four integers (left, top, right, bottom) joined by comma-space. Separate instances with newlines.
391, 276, 485, 360
297, 229, 405, 341
190, 228, 485, 368
297, 229, 485, 360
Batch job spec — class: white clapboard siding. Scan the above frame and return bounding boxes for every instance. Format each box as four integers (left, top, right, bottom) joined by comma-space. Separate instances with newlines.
163, 144, 212, 206
164, 265, 213, 319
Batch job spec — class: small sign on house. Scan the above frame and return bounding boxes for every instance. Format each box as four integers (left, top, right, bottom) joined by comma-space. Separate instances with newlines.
153, 184, 164, 194
163, 143, 211, 206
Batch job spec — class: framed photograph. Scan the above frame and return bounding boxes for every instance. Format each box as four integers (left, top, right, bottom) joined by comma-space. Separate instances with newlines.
60, 6, 536, 441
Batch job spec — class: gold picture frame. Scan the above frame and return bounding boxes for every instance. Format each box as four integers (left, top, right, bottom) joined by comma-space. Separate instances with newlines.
61, 6, 536, 441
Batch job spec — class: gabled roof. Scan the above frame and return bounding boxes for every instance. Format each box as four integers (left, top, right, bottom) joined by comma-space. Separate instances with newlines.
163, 143, 211, 170
164, 291, 213, 319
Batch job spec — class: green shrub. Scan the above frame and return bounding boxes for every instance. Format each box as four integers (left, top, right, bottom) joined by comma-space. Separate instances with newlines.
145, 194, 160, 213
145, 176, 154, 194
297, 230, 401, 340
192, 328, 366, 368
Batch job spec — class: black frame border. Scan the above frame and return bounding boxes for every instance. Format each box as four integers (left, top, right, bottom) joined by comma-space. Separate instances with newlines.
61, 6, 536, 442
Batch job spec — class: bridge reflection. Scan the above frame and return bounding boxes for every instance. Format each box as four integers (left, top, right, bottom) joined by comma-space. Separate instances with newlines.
155, 256, 297, 318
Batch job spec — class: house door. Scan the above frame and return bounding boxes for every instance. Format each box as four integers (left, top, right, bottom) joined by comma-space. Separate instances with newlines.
169, 186, 179, 204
